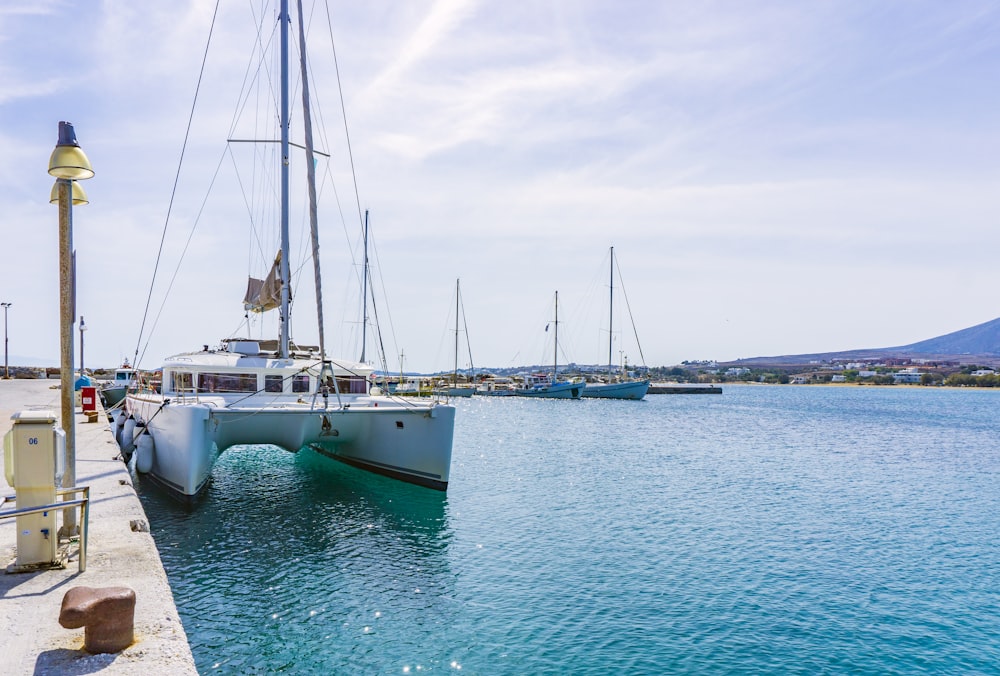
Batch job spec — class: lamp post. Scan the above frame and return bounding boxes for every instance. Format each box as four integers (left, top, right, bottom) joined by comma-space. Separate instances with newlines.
2, 302, 10, 378
49, 121, 93, 536
79, 315, 87, 375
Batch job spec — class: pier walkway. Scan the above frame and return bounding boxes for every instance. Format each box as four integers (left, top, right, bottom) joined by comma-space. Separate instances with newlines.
0, 379, 196, 674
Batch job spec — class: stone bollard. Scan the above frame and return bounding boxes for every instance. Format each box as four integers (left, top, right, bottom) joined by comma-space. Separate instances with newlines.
59, 586, 136, 654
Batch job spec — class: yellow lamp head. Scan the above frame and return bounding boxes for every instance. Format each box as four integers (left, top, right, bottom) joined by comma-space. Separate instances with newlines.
49, 180, 89, 206
48, 121, 94, 180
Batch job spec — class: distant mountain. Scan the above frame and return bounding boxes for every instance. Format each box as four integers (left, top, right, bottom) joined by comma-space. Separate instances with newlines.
727, 317, 1000, 367
891, 316, 1000, 355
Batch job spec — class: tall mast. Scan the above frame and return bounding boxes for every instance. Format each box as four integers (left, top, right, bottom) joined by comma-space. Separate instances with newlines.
361, 210, 369, 362
454, 279, 460, 387
554, 291, 559, 382
608, 246, 614, 378
278, 0, 291, 359
297, 0, 325, 362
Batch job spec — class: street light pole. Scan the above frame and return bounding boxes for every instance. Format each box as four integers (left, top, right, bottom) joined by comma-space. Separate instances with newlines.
1, 302, 10, 378
57, 177, 76, 534
48, 121, 93, 537
79, 315, 86, 375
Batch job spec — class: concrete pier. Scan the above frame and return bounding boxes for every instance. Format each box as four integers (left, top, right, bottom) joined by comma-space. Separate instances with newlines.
0, 379, 196, 674
647, 383, 723, 394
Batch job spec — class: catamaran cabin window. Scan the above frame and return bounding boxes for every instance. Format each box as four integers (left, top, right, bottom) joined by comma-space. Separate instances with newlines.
336, 376, 368, 394
264, 375, 284, 393
292, 374, 311, 393
198, 372, 259, 393
171, 372, 194, 393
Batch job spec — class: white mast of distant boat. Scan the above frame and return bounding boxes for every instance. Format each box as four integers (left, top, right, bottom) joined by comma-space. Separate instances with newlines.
453, 279, 460, 389
607, 246, 615, 381
553, 291, 559, 384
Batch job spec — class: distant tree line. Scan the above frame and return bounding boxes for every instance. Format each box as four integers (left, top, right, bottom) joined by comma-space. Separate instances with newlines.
648, 363, 1000, 387
944, 373, 999, 387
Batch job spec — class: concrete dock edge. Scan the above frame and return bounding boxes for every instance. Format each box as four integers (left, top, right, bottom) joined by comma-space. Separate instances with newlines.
0, 379, 197, 674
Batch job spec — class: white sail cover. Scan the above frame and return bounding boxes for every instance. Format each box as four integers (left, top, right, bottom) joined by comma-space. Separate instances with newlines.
243, 251, 287, 313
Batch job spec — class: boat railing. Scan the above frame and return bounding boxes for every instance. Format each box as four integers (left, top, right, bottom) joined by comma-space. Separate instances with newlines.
170, 385, 201, 404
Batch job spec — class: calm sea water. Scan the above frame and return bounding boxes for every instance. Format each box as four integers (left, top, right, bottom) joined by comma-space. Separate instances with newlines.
136, 385, 1000, 674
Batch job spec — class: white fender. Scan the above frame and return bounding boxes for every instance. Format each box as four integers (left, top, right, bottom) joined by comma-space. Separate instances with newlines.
135, 431, 155, 474
114, 411, 128, 446
121, 417, 138, 457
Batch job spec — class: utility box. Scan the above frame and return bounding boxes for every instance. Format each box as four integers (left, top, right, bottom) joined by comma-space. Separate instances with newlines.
3, 410, 66, 566
81, 386, 98, 413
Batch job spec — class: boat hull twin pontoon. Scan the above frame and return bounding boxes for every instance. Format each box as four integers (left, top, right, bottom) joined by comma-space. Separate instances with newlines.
125, 344, 454, 499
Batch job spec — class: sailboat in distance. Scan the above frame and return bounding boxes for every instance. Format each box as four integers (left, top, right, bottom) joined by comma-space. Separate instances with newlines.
511, 291, 585, 399
434, 279, 476, 397
123, 0, 455, 500
582, 247, 650, 400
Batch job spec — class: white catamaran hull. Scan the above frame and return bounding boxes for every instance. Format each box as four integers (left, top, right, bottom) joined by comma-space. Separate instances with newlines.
127, 393, 455, 499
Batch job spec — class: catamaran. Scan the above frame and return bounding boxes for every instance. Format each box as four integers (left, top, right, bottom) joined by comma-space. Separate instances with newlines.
123, 0, 455, 500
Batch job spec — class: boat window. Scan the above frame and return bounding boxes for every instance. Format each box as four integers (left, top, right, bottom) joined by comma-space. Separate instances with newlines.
171, 372, 193, 393
264, 375, 284, 393
198, 372, 259, 393
335, 376, 367, 394
292, 374, 310, 393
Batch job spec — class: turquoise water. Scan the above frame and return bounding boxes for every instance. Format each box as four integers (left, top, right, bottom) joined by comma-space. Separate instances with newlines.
137, 386, 1000, 674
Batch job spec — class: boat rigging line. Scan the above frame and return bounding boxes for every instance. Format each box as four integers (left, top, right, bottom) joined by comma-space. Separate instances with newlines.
612, 250, 647, 367
131, 0, 222, 371
131, 0, 399, 383
296, 0, 326, 362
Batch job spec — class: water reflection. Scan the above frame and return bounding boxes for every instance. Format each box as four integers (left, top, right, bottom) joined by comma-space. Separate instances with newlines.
135, 444, 454, 672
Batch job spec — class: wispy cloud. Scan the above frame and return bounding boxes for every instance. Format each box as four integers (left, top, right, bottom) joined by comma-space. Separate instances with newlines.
363, 0, 479, 102
349, 1, 830, 164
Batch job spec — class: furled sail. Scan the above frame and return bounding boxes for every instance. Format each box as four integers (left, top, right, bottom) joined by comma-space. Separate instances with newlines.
243, 251, 288, 313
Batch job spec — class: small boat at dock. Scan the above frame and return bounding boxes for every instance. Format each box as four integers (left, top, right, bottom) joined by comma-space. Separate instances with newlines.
99, 364, 134, 409
432, 279, 476, 398
476, 376, 517, 396
510, 291, 584, 399
514, 373, 585, 399
582, 379, 649, 400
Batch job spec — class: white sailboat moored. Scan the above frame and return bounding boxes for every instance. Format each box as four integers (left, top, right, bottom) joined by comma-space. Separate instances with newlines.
582, 247, 650, 400
434, 279, 476, 398
512, 291, 585, 399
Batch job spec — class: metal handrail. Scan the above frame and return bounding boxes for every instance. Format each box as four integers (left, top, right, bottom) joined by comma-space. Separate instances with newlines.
0, 485, 90, 572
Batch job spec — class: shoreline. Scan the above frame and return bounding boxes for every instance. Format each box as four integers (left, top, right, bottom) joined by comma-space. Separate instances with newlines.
694, 380, 1000, 390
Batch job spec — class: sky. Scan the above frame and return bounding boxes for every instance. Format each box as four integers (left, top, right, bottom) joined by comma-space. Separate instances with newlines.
1, 0, 999, 374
